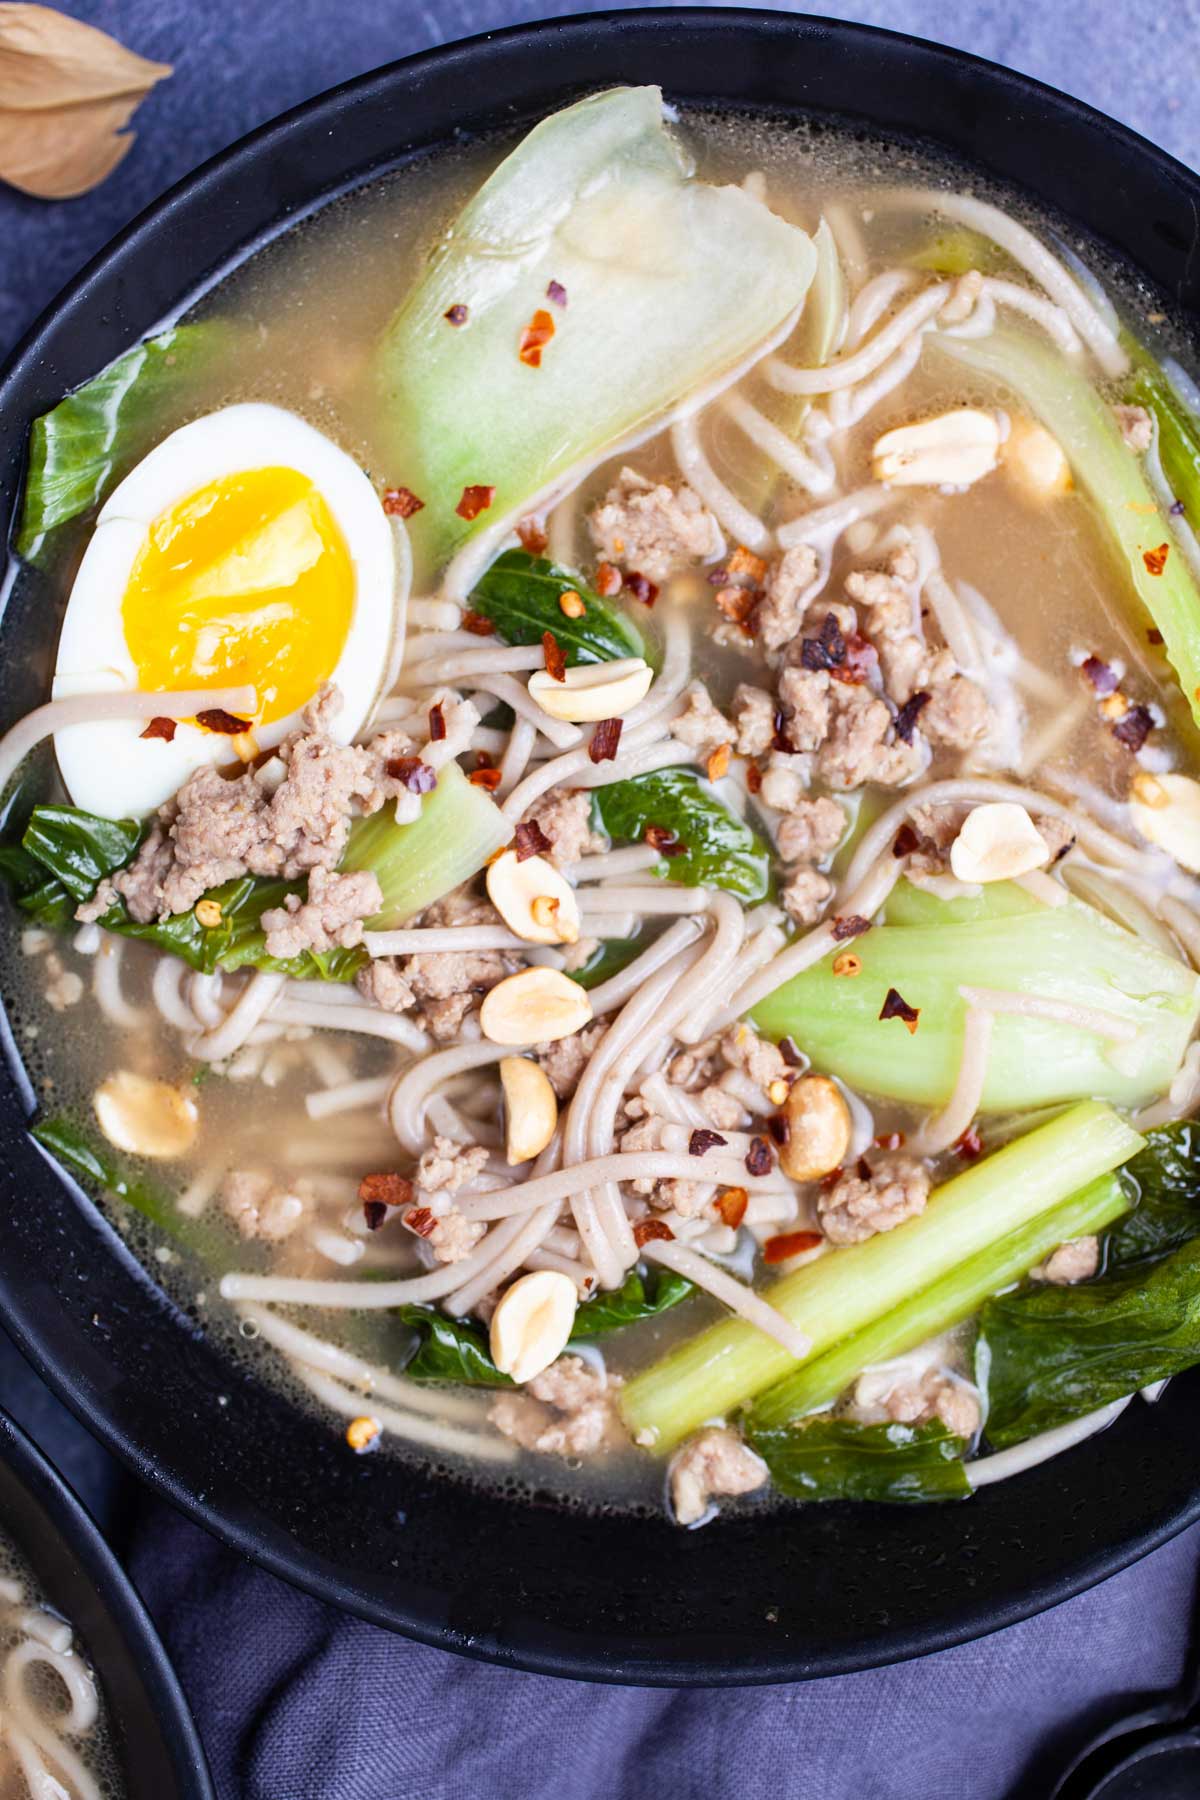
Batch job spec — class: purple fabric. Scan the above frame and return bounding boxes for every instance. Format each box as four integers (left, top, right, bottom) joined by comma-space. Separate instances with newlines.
4, 4, 1200, 1795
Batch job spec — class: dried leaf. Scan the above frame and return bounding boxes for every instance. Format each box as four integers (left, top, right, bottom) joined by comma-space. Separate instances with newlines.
0, 4, 171, 199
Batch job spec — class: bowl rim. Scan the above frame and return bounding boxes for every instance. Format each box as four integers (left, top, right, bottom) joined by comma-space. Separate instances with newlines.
0, 1406, 213, 1796
2, 6, 1200, 1686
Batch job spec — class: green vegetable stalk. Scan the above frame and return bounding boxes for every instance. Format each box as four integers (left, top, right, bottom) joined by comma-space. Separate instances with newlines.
746, 1417, 971, 1503
342, 760, 512, 927
749, 1173, 1129, 1430
619, 1102, 1143, 1451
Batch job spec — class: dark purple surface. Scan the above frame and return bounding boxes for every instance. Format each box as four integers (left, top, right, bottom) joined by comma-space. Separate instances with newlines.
3, 4, 1200, 1796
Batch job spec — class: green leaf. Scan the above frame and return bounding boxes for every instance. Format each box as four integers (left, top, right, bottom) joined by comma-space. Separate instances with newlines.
570, 1266, 694, 1339
33, 1116, 178, 1239
22, 806, 142, 901
592, 769, 770, 901
1109, 1121, 1200, 1270
395, 1304, 512, 1386
18, 324, 231, 563
566, 931, 651, 991
1121, 334, 1200, 530
470, 550, 647, 665
746, 1416, 970, 1503
908, 226, 1007, 277
980, 1236, 1200, 1448
377, 86, 815, 573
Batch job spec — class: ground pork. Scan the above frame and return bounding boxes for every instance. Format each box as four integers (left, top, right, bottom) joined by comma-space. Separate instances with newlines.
588, 467, 724, 584
920, 673, 992, 750
774, 796, 846, 863
730, 684, 776, 757
669, 1427, 767, 1525
780, 866, 833, 926
416, 1136, 489, 1194
755, 544, 820, 653
669, 683, 733, 757
666, 1036, 723, 1092
528, 789, 603, 868
260, 867, 382, 961
362, 895, 518, 1038
1033, 1235, 1100, 1284
536, 1022, 607, 1100
846, 560, 991, 748
355, 958, 416, 1013
720, 1024, 788, 1092
758, 751, 811, 815
43, 952, 83, 1011
618, 1112, 704, 1214
776, 668, 832, 753
852, 1366, 981, 1439
699, 1085, 749, 1130
1113, 403, 1153, 452
818, 1156, 931, 1245
489, 1356, 625, 1457
1035, 815, 1076, 862
817, 685, 926, 790
222, 1169, 306, 1241
405, 1206, 486, 1265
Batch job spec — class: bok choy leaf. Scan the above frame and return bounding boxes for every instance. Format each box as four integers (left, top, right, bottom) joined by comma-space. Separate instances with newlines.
746, 1417, 970, 1503
569, 1265, 694, 1338
469, 550, 648, 666
396, 1306, 512, 1386
592, 768, 771, 901
377, 87, 816, 574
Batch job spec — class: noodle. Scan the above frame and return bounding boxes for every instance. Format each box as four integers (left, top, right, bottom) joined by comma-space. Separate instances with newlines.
0, 683, 257, 797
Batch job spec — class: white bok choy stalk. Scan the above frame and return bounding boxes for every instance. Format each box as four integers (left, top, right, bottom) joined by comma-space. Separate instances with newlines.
377, 86, 817, 576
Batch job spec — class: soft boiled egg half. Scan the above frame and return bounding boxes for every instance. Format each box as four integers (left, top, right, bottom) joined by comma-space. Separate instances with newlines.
53, 403, 406, 819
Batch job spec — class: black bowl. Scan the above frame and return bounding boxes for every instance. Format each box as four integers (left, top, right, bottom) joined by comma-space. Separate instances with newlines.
0, 1407, 211, 1796
1, 10, 1199, 1685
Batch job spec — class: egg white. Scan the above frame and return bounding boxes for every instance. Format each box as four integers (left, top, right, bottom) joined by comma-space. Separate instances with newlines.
53, 403, 403, 820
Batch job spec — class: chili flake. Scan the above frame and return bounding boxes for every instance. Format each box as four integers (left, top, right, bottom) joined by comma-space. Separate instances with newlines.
542, 630, 567, 682
361, 1200, 387, 1231
1148, 627, 1165, 645
383, 486, 425, 517
778, 1035, 805, 1067
713, 585, 756, 631
645, 823, 686, 858
832, 952, 862, 978
831, 914, 871, 942
403, 1206, 438, 1238
385, 756, 436, 795
745, 762, 763, 795
633, 1218, 674, 1247
1081, 655, 1119, 695
360, 1172, 413, 1212
1143, 543, 1170, 576
623, 571, 659, 607
588, 717, 623, 764
893, 690, 931, 744
772, 710, 797, 755
140, 716, 176, 742
461, 609, 495, 636
879, 987, 920, 1034
689, 1128, 727, 1157
799, 612, 847, 673
443, 303, 469, 326
715, 1186, 749, 1228
545, 279, 568, 308
514, 819, 552, 862
874, 1130, 905, 1151
1112, 704, 1154, 752
893, 822, 920, 857
727, 544, 768, 583
767, 1114, 790, 1146
517, 518, 548, 555
518, 308, 556, 367
196, 708, 251, 734
456, 485, 495, 521
745, 1136, 774, 1177
594, 562, 622, 597
428, 701, 446, 741
706, 742, 732, 781
469, 766, 503, 791
955, 1126, 984, 1160
763, 1230, 823, 1266
831, 632, 877, 687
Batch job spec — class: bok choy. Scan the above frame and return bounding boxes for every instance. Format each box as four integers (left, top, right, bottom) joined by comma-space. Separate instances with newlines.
620, 1101, 1143, 1450
377, 87, 816, 574
750, 888, 1200, 1111
745, 1417, 971, 1504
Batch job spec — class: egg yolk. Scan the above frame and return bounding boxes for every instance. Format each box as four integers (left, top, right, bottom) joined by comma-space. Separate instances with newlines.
121, 466, 354, 726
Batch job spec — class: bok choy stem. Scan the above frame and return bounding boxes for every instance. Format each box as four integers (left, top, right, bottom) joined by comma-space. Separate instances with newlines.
619, 1102, 1143, 1451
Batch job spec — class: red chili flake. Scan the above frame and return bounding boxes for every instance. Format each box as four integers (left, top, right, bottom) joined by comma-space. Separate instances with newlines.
778, 1036, 805, 1068
819, 1165, 843, 1190
545, 279, 568, 308
955, 1125, 984, 1160
727, 545, 767, 583
645, 824, 686, 858
469, 767, 503, 791
1081, 655, 1119, 695
633, 1218, 675, 1247
385, 755, 437, 794
518, 308, 556, 368
893, 822, 920, 857
140, 716, 176, 742
745, 1136, 774, 1177
893, 690, 931, 744
768, 1114, 790, 1146
772, 710, 797, 754
456, 485, 495, 521
360, 1171, 413, 1206
1170, 499, 1185, 517
461, 610, 495, 636
361, 1201, 388, 1231
623, 571, 659, 607
764, 1230, 823, 1265
383, 486, 425, 518
196, 709, 251, 734
745, 762, 763, 795
715, 1186, 749, 1228
428, 701, 446, 741
475, 751, 495, 770
517, 518, 549, 555
1143, 543, 1170, 576
830, 631, 878, 688
831, 914, 871, 943
800, 612, 846, 673
588, 717, 623, 764
542, 631, 567, 682
1112, 704, 1154, 752
444, 304, 469, 326
513, 819, 552, 862
713, 585, 757, 630
689, 1128, 727, 1157
874, 1130, 905, 1151
879, 987, 920, 1034
594, 562, 622, 597
403, 1206, 438, 1239
1148, 627, 1165, 645
856, 1155, 873, 1181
